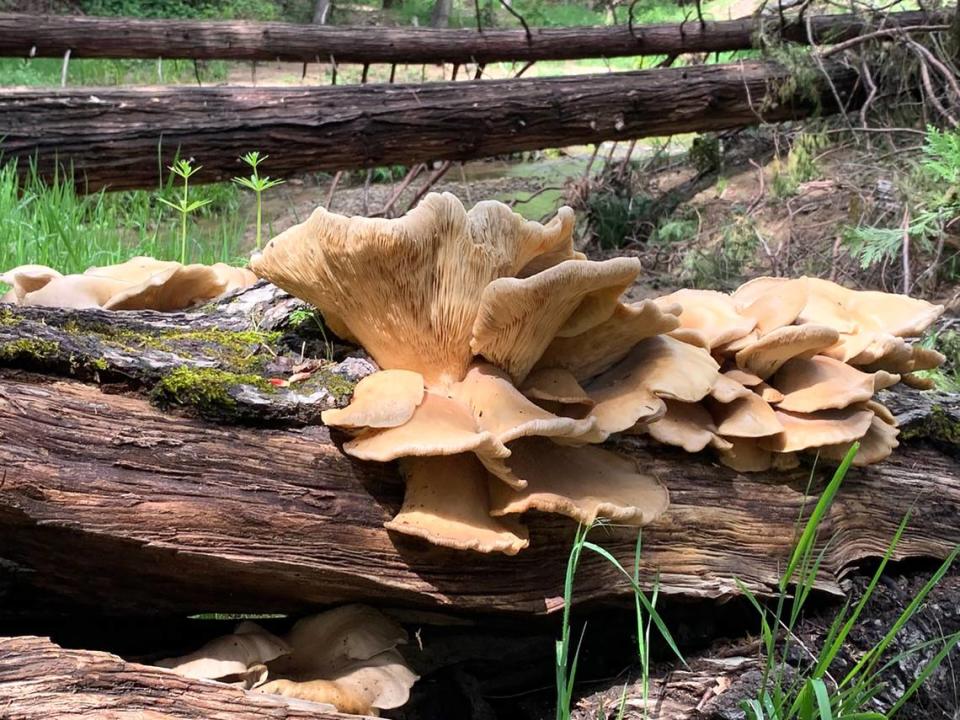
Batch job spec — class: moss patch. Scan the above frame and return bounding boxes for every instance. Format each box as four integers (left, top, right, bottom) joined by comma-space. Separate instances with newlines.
0, 307, 17, 327
151, 366, 274, 413
901, 404, 960, 447
0, 338, 60, 362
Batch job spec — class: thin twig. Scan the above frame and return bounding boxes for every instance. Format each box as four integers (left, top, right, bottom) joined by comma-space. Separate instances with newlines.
515, 60, 535, 78
499, 0, 532, 42
324, 170, 343, 211
901, 206, 912, 294
329, 54, 337, 85
192, 57, 201, 86
820, 24, 949, 57
474, 0, 483, 32
458, 162, 472, 204
60, 48, 70, 87
406, 161, 452, 212
378, 164, 425, 217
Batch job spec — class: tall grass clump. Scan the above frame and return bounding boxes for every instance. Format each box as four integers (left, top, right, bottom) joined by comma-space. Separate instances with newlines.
738, 445, 960, 720
0, 159, 247, 277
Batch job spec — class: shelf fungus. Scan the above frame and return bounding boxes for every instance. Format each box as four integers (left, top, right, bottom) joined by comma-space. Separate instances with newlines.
156, 605, 417, 716
0, 256, 257, 311
250, 194, 945, 553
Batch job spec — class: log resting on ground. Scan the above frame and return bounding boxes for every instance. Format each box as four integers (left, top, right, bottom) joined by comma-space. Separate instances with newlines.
0, 636, 355, 720
0, 60, 861, 191
0, 11, 945, 64
0, 296, 957, 617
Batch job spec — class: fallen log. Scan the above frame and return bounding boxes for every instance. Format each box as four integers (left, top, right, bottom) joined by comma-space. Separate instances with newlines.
0, 295, 957, 618
0, 11, 945, 64
0, 636, 351, 720
0, 60, 861, 192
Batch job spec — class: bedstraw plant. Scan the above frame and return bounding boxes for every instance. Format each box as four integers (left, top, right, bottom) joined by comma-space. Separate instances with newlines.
233, 152, 285, 251
157, 158, 212, 264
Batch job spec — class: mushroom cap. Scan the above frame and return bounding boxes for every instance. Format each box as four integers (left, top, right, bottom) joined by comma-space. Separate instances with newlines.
384, 454, 530, 555
84, 256, 179, 284
103, 264, 230, 311
755, 381, 785, 404
733, 277, 809, 335
772, 355, 880, 413
758, 407, 874, 452
734, 324, 840, 378
322, 369, 425, 429
250, 193, 576, 385
156, 621, 291, 680
583, 334, 719, 442
709, 374, 754, 403
22, 274, 132, 309
0, 264, 63, 303
717, 437, 773, 472
817, 415, 899, 466
710, 391, 783, 438
722, 368, 763, 387
520, 367, 594, 410
470, 257, 641, 383
487, 438, 669, 526
270, 605, 407, 679
654, 289, 756, 349
533, 299, 680, 383
646, 400, 731, 453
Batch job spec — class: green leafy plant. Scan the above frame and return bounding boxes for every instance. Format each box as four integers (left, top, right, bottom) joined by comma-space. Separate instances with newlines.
555, 523, 683, 720
157, 158, 211, 264
738, 445, 960, 719
233, 152, 285, 251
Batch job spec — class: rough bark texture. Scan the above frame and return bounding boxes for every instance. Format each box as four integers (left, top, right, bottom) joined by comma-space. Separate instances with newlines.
0, 11, 945, 63
0, 291, 958, 618
0, 636, 354, 720
0, 61, 860, 191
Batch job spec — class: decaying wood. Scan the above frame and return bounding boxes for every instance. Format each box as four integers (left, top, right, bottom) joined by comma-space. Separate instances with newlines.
0, 11, 944, 64
0, 368, 957, 616
0, 60, 861, 191
0, 635, 353, 720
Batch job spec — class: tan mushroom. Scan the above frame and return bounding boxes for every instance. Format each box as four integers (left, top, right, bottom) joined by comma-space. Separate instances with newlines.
710, 392, 783, 438
104, 263, 231, 311
771, 355, 886, 413
655, 289, 756, 349
717, 437, 774, 472
0, 264, 63, 303
384, 454, 530, 555
156, 621, 290, 681
645, 400, 732, 453
734, 325, 840, 378
470, 257, 641, 383
732, 277, 808, 335
22, 274, 133, 309
758, 407, 874, 453
322, 369, 425, 429
487, 438, 669, 525
817, 415, 900, 466
519, 367, 595, 417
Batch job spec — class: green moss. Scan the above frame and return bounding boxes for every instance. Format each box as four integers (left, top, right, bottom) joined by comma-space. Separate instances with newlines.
901, 404, 960, 446
91, 357, 109, 371
151, 366, 274, 412
0, 307, 17, 327
306, 368, 356, 401
0, 338, 60, 362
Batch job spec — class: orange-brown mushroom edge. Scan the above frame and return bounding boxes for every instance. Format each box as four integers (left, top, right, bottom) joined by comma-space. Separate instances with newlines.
250, 197, 945, 553
1, 257, 258, 311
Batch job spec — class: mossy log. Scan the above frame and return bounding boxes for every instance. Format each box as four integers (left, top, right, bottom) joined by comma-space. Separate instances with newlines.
0, 290, 958, 618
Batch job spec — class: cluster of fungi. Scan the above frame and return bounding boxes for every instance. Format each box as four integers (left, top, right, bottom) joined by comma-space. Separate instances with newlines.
251, 193, 946, 556
1, 256, 256, 311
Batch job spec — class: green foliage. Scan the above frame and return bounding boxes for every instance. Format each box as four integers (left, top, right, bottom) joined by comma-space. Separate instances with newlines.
689, 135, 722, 175
770, 132, 827, 200
739, 445, 960, 720
586, 190, 656, 249
843, 126, 960, 276
555, 524, 681, 720
0, 159, 246, 274
652, 216, 697, 245
681, 213, 758, 289
158, 159, 213, 264
915, 330, 960, 391
78, 0, 280, 20
233, 152, 285, 251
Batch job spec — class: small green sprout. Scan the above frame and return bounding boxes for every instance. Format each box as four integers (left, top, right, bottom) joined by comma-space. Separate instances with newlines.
157, 159, 211, 264
233, 152, 285, 251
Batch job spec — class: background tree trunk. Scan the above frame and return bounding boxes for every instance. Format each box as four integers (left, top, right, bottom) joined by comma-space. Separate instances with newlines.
430, 0, 453, 27
313, 0, 332, 25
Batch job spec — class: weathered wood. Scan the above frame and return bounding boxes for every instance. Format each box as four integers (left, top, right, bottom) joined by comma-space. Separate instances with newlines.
0, 636, 355, 720
0, 11, 945, 64
0, 364, 957, 617
0, 61, 861, 191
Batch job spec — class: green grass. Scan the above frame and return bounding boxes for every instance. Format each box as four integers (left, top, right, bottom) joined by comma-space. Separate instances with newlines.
0, 159, 248, 278
0, 57, 224, 87
556, 446, 958, 718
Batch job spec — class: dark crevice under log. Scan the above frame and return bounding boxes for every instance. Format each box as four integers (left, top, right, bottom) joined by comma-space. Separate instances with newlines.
0, 11, 945, 64
0, 60, 862, 191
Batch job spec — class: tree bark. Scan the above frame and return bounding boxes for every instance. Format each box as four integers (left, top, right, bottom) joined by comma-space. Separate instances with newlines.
430, 0, 452, 27
0, 60, 861, 192
312, 0, 332, 25
0, 294, 958, 618
0, 636, 354, 720
0, 11, 944, 63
